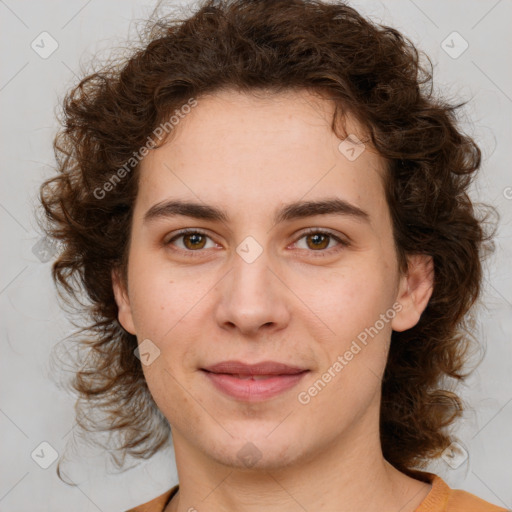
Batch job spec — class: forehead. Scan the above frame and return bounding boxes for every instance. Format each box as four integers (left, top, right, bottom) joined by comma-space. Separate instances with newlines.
136, 88, 388, 224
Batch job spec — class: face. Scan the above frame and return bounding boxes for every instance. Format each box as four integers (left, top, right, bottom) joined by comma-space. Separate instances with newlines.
113, 88, 433, 471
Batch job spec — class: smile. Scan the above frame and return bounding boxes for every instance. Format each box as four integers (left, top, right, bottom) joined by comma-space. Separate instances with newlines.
201, 370, 309, 401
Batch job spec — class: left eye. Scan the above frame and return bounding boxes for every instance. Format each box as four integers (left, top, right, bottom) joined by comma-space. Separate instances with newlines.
293, 230, 346, 252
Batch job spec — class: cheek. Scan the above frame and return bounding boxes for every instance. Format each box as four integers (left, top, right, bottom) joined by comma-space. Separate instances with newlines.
126, 249, 206, 339
295, 259, 397, 338
296, 265, 396, 418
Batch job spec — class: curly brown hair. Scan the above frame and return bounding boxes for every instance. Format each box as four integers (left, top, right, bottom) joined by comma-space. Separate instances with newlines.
40, 0, 496, 480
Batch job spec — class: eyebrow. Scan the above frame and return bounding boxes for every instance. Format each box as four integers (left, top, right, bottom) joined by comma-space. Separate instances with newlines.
143, 197, 370, 225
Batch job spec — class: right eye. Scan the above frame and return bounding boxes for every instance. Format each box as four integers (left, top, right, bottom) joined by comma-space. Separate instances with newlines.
165, 229, 219, 254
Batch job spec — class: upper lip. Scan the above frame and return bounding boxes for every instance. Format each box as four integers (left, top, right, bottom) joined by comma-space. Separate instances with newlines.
202, 360, 308, 376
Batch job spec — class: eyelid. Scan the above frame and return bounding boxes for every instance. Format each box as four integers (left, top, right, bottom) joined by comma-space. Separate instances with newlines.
164, 227, 212, 242
291, 227, 350, 253
164, 228, 219, 254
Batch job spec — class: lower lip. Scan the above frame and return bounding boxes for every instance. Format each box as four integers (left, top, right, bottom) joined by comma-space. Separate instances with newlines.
202, 370, 308, 402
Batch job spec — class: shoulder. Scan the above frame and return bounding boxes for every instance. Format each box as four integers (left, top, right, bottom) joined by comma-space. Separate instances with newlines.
125, 485, 179, 512
414, 471, 509, 512
445, 486, 509, 512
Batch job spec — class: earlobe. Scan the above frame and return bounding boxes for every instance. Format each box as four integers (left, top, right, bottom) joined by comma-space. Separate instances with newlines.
112, 269, 136, 335
391, 254, 434, 333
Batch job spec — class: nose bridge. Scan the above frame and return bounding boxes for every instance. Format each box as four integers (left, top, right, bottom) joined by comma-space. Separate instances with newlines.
215, 239, 289, 334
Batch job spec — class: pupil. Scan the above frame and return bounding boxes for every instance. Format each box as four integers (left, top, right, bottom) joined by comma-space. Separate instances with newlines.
186, 233, 204, 249
309, 233, 328, 250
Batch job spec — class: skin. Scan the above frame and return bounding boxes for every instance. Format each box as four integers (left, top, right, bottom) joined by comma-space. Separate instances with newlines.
113, 88, 435, 512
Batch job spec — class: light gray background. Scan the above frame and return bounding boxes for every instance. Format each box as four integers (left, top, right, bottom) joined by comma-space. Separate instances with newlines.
1, 0, 511, 510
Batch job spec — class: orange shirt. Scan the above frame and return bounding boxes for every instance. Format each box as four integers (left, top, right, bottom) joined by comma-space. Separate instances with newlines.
126, 471, 509, 512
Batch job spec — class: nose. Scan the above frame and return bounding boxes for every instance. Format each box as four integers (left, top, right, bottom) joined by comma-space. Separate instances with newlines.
214, 249, 291, 338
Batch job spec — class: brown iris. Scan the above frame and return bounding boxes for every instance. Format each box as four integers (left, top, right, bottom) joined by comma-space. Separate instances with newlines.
183, 233, 207, 250
305, 233, 330, 250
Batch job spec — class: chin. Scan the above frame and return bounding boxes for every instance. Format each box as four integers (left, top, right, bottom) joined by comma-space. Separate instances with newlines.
202, 428, 306, 471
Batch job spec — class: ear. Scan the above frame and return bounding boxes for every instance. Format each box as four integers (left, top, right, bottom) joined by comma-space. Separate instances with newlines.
391, 254, 434, 332
112, 268, 136, 335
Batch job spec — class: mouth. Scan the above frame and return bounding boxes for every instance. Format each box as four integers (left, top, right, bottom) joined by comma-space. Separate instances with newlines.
200, 360, 309, 402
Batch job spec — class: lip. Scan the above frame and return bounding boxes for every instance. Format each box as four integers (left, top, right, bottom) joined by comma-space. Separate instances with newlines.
201, 360, 309, 402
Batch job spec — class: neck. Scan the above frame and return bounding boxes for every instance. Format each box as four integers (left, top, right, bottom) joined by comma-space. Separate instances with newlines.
165, 405, 430, 512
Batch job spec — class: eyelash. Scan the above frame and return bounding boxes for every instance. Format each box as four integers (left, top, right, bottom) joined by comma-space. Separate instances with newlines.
164, 227, 349, 257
